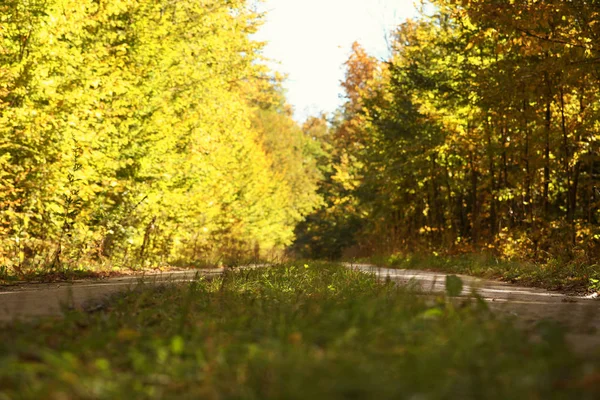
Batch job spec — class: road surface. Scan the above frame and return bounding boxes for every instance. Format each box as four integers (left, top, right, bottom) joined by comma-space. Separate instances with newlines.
0, 269, 221, 322
1, 263, 599, 355
350, 264, 600, 356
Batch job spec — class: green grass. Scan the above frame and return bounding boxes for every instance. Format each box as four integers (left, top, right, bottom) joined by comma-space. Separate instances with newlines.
364, 253, 600, 294
1, 263, 599, 399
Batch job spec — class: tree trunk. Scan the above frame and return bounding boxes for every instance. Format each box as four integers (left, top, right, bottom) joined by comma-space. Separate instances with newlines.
522, 98, 532, 223
544, 94, 552, 218
470, 151, 479, 245
487, 121, 497, 237
559, 87, 573, 222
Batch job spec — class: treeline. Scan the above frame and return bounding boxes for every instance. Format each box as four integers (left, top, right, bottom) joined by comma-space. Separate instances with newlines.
0, 0, 322, 272
296, 0, 600, 263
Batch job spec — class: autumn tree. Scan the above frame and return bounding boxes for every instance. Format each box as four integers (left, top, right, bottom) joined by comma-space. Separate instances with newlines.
0, 0, 322, 272
299, 0, 600, 264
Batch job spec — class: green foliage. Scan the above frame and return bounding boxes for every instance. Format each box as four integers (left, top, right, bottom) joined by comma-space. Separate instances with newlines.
445, 274, 463, 297
589, 277, 600, 293
1, 264, 599, 399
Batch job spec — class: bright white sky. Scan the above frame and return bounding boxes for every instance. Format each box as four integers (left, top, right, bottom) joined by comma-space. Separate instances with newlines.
254, 0, 419, 121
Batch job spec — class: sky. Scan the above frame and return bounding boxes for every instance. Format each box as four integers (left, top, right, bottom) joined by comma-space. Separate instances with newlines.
254, 0, 419, 121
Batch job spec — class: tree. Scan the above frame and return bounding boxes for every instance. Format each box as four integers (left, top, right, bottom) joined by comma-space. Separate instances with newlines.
299, 0, 600, 264
0, 0, 323, 272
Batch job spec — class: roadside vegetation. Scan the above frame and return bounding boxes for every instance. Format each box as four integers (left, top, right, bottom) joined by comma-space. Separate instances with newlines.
1, 264, 599, 399
0, 0, 322, 278
361, 252, 600, 294
294, 1, 600, 286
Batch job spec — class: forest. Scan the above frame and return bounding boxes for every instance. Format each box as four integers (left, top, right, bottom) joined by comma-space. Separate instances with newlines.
3, 1, 600, 398
296, 0, 600, 271
1, 0, 599, 276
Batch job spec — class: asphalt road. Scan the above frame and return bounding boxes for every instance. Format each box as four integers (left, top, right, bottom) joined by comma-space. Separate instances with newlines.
0, 269, 221, 323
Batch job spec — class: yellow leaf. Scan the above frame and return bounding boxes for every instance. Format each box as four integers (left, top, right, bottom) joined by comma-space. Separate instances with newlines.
117, 328, 140, 341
